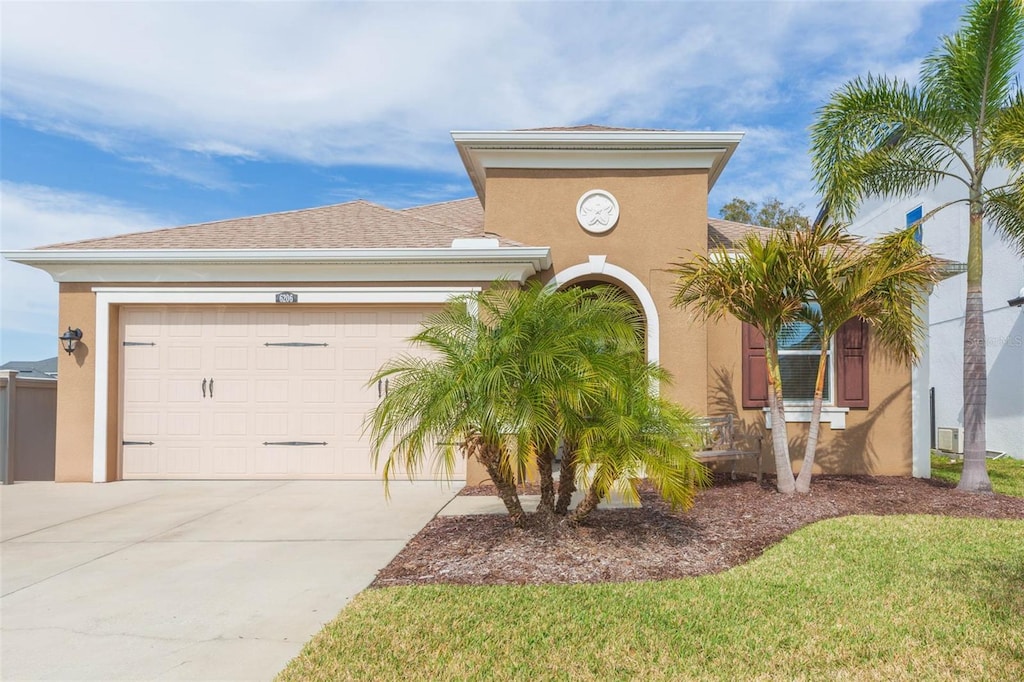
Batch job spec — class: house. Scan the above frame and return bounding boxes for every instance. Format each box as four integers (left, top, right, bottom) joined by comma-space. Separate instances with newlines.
0, 357, 58, 380
4, 126, 922, 483
849, 166, 1023, 460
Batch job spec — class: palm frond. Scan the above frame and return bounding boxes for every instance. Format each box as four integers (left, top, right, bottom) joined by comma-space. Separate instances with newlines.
986, 178, 1024, 256
922, 0, 1024, 126
983, 89, 1024, 169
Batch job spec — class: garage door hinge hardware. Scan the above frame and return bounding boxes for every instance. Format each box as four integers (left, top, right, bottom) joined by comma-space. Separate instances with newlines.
262, 441, 328, 446
263, 342, 329, 347
122, 440, 154, 446
123, 341, 156, 346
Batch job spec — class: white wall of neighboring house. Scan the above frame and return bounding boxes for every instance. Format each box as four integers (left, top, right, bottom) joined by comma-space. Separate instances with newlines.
849, 166, 1023, 459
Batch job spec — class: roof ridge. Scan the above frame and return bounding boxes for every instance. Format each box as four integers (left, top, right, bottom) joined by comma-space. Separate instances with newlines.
399, 197, 480, 211
373, 200, 489, 237
707, 217, 778, 232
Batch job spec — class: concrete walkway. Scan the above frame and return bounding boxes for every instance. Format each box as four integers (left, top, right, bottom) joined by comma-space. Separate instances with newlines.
1, 479, 460, 681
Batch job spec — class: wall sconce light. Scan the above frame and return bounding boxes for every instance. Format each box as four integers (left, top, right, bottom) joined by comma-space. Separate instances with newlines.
59, 327, 83, 355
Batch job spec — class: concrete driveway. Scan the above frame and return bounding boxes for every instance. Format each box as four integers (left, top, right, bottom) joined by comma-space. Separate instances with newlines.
1, 480, 460, 681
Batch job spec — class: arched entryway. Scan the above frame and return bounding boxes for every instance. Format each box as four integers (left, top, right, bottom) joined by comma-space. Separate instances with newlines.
548, 256, 660, 367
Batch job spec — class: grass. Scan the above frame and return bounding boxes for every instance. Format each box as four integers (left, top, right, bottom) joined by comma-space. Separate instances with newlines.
278, 515, 1024, 681
931, 453, 1024, 497
279, 460, 1024, 680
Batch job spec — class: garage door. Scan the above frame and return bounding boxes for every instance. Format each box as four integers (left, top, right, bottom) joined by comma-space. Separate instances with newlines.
120, 305, 464, 480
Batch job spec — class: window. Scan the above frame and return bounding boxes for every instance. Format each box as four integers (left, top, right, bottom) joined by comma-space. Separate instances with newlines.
906, 205, 923, 243
777, 308, 831, 403
741, 317, 868, 410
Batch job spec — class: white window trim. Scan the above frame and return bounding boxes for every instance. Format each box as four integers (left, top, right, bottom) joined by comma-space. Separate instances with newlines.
90, 285, 480, 482
763, 405, 849, 430
769, 326, 846, 429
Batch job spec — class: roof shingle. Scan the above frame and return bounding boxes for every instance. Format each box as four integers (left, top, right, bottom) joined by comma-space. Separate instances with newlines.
39, 199, 521, 250
707, 218, 778, 249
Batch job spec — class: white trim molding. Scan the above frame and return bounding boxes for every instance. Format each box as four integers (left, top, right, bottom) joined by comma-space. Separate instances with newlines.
3, 246, 552, 284
90, 285, 481, 483
763, 406, 849, 430
911, 300, 931, 478
452, 129, 744, 204
549, 256, 660, 367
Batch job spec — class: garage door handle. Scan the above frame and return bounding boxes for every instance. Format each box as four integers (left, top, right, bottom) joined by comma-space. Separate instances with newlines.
385, 378, 389, 396
378, 379, 382, 398
209, 378, 214, 398
262, 441, 328, 446
202, 378, 207, 398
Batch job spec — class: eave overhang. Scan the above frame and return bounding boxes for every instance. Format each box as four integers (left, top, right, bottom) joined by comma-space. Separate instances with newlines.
451, 129, 744, 205
2, 247, 553, 284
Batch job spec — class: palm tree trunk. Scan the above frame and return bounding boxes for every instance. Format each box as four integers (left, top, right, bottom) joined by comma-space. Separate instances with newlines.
555, 443, 577, 515
470, 436, 527, 524
535, 443, 556, 519
566, 484, 601, 526
766, 340, 795, 494
958, 202, 993, 493
795, 350, 829, 493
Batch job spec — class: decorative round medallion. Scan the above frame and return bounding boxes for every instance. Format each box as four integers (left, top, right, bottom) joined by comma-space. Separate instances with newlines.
576, 189, 620, 234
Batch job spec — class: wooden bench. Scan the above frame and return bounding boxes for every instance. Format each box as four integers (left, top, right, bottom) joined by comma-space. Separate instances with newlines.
693, 414, 763, 483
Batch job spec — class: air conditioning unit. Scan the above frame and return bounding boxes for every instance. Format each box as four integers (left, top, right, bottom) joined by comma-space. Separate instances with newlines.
937, 427, 964, 454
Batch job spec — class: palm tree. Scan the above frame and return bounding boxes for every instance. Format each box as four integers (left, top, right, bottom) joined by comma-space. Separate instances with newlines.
367, 281, 696, 526
567, 360, 709, 524
809, 0, 1024, 492
672, 231, 805, 494
672, 225, 939, 494
791, 224, 940, 492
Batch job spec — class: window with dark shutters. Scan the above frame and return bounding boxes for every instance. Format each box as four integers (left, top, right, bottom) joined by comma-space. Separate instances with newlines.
835, 317, 869, 408
741, 318, 870, 409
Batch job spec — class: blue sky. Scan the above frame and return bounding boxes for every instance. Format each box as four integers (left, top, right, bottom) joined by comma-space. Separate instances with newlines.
0, 1, 979, 362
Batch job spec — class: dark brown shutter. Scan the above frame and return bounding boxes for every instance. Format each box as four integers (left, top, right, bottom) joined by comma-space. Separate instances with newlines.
742, 323, 769, 408
836, 317, 869, 408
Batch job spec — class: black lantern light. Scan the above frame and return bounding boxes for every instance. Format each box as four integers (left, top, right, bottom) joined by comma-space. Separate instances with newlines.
59, 327, 83, 355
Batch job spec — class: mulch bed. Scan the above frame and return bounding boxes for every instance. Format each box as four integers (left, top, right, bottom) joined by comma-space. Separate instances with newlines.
371, 475, 1024, 587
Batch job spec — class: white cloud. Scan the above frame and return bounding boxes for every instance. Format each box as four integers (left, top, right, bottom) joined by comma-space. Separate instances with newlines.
0, 183, 167, 361
1, 0, 951, 176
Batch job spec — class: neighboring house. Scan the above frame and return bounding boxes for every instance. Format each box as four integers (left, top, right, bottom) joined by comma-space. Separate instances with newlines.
849, 166, 1023, 460
0, 357, 58, 380
4, 126, 923, 483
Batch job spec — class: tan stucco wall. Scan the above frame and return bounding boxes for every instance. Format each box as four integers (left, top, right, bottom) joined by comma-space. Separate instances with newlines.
706, 315, 914, 476
55, 284, 97, 481
483, 168, 709, 411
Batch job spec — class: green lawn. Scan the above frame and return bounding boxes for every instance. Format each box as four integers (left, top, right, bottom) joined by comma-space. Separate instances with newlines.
278, 515, 1024, 681
931, 453, 1024, 497
280, 460, 1024, 680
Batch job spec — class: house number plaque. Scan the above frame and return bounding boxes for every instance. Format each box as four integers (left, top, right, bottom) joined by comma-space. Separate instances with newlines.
275, 291, 298, 303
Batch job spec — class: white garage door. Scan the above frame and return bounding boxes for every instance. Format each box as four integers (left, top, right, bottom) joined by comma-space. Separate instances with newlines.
120, 305, 463, 480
